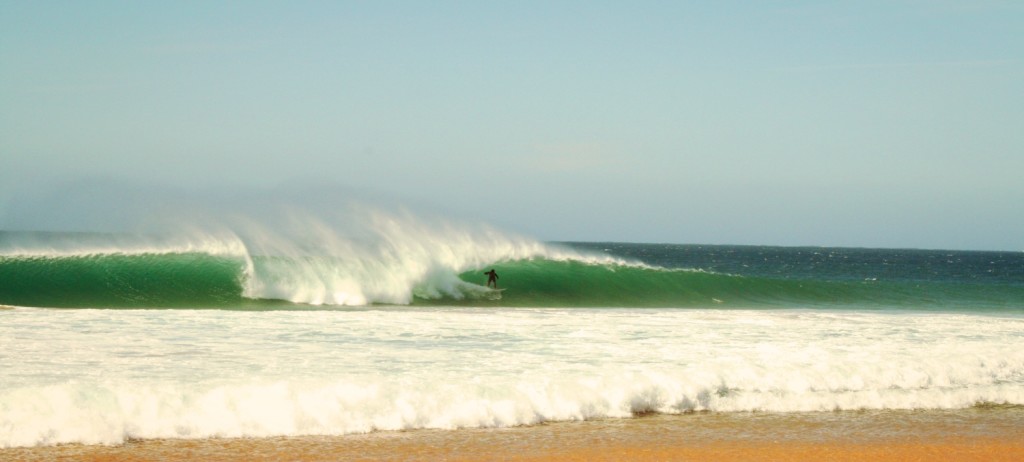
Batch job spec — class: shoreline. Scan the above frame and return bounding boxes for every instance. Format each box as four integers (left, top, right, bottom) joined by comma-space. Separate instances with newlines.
6, 408, 1024, 461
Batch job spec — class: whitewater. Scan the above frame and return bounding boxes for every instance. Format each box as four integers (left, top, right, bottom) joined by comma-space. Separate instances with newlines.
3, 307, 1023, 448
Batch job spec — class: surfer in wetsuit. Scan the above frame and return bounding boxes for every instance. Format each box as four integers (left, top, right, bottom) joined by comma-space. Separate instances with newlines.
484, 269, 499, 288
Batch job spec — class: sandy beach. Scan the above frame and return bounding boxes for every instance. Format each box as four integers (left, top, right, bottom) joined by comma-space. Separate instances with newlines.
6, 408, 1023, 462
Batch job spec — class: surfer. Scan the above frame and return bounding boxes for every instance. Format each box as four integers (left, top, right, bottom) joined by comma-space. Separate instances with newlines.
484, 269, 499, 288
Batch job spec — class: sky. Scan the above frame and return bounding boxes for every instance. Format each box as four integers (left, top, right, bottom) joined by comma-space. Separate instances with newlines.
1, 1, 1022, 250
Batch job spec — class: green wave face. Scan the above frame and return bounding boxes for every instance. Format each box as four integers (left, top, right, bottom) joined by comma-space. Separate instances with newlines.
0, 253, 249, 308
450, 259, 1024, 309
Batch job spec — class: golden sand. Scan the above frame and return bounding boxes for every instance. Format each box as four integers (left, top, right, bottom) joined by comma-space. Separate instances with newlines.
5, 409, 1023, 462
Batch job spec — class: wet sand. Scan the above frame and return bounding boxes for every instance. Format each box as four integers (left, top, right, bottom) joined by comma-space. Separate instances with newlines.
5, 408, 1024, 461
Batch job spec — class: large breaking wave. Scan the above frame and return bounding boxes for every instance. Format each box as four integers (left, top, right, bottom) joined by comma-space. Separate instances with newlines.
0, 208, 616, 307
2, 183, 1022, 309
3, 236, 1023, 308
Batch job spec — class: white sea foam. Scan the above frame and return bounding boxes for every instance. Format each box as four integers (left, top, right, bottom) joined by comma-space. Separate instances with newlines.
2, 308, 1023, 447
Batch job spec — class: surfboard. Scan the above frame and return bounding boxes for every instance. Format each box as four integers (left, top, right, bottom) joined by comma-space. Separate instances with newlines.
484, 288, 505, 300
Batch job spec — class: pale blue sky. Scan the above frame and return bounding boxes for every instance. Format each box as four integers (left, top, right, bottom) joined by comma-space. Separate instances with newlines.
2, 1, 1022, 250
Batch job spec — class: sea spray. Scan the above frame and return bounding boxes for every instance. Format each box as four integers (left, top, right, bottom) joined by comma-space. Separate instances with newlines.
229, 204, 577, 305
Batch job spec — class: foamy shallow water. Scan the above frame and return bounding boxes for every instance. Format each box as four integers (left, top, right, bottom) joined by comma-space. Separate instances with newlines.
2, 307, 1023, 447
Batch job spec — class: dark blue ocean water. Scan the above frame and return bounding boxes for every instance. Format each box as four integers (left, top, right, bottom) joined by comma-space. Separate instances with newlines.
570, 242, 1023, 286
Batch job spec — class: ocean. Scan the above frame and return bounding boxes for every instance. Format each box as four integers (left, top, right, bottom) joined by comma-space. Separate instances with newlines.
1, 226, 1023, 449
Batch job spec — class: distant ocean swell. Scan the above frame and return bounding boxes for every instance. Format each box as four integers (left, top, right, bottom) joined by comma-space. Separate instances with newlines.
2, 248, 1022, 309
